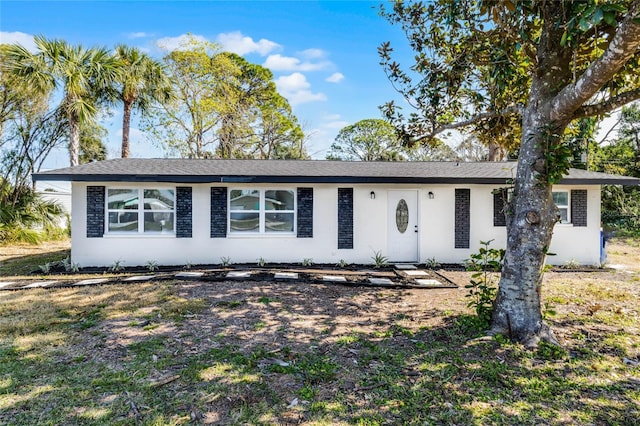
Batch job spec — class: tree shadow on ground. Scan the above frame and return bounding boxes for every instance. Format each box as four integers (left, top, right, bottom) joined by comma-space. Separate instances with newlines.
0, 248, 70, 276
0, 279, 638, 425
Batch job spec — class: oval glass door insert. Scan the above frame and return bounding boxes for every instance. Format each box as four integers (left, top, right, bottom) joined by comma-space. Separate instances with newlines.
396, 199, 409, 233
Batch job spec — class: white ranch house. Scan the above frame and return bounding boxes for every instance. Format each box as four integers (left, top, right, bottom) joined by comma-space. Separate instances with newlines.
33, 159, 640, 268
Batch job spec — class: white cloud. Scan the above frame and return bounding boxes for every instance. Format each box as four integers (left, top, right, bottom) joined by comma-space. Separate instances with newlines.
326, 72, 345, 83
276, 72, 311, 92
264, 54, 330, 72
127, 32, 149, 39
156, 34, 208, 51
216, 31, 280, 56
300, 48, 325, 59
275, 72, 327, 105
320, 113, 349, 129
326, 120, 350, 129
0, 31, 36, 51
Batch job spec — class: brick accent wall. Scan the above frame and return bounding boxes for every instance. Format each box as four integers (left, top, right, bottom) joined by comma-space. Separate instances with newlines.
210, 187, 227, 238
296, 187, 313, 238
455, 188, 470, 249
86, 186, 105, 238
493, 188, 507, 227
175, 187, 192, 238
337, 188, 353, 249
571, 189, 587, 227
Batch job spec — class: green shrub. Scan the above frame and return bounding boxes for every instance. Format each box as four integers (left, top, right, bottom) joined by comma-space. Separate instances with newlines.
371, 250, 388, 268
464, 240, 505, 328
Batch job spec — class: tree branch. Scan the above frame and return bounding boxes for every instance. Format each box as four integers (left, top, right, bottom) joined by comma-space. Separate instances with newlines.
410, 105, 523, 143
597, 117, 621, 145
573, 88, 640, 119
551, 2, 640, 122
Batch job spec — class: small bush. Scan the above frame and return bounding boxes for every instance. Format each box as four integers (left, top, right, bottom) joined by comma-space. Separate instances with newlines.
146, 260, 159, 272
110, 260, 125, 272
38, 262, 52, 274
371, 250, 388, 268
424, 257, 440, 269
464, 240, 505, 328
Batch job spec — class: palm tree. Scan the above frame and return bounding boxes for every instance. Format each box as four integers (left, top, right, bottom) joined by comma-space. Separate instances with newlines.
0, 182, 65, 244
112, 45, 173, 158
3, 36, 120, 166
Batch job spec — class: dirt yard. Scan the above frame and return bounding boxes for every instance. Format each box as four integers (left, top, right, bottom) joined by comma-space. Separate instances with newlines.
0, 239, 638, 424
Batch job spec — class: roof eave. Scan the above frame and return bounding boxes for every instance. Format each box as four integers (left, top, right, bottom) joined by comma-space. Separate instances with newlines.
33, 174, 516, 184
33, 173, 640, 186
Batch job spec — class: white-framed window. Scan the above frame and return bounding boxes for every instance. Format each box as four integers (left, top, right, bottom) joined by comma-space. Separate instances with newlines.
552, 191, 570, 224
228, 189, 295, 234
106, 188, 175, 234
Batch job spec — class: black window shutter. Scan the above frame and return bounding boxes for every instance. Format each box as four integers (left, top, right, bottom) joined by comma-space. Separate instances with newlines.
493, 189, 507, 227
210, 187, 227, 238
455, 189, 470, 249
297, 187, 313, 238
337, 188, 353, 249
176, 187, 192, 238
87, 186, 105, 238
571, 189, 587, 227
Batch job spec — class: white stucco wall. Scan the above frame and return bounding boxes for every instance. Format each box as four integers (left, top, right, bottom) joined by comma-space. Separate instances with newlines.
71, 182, 602, 268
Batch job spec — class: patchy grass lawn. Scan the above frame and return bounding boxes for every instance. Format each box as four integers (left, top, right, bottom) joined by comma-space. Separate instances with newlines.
0, 240, 638, 425
0, 239, 70, 276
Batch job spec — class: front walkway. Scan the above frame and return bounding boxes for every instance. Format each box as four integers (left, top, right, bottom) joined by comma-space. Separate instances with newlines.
0, 264, 459, 291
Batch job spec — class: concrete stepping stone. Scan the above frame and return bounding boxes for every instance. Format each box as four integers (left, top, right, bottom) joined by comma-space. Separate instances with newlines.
323, 275, 347, 283
274, 272, 298, 280
414, 279, 443, 287
226, 271, 252, 279
74, 278, 109, 286
0, 282, 16, 289
175, 271, 204, 279
122, 275, 155, 282
404, 270, 429, 277
368, 277, 394, 286
394, 264, 417, 270
23, 281, 57, 289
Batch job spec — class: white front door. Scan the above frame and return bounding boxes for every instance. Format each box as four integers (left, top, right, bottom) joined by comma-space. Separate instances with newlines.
387, 190, 419, 262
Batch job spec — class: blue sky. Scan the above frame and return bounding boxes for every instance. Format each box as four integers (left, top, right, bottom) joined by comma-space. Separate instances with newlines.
1, 0, 414, 167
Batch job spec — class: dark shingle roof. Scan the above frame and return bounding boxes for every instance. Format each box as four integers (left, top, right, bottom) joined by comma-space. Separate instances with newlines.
32, 158, 640, 185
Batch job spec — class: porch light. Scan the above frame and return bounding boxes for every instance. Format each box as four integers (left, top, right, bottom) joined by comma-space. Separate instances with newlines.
370, 191, 376, 199
428, 191, 435, 199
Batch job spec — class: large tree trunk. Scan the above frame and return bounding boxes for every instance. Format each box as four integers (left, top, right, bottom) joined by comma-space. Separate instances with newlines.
121, 99, 132, 158
490, 105, 564, 348
490, 2, 572, 347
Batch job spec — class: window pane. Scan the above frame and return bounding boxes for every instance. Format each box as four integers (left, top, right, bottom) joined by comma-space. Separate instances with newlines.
230, 190, 260, 211
230, 212, 259, 232
144, 212, 174, 232
144, 189, 174, 210
265, 212, 294, 232
108, 189, 138, 210
558, 208, 568, 223
396, 199, 409, 233
552, 192, 568, 206
265, 190, 294, 210
108, 211, 138, 232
